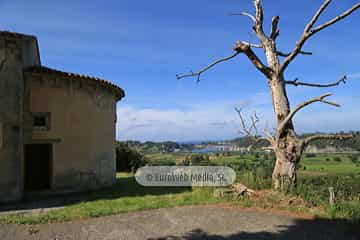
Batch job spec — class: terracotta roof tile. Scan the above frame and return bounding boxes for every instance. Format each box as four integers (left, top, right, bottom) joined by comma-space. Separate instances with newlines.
0, 30, 37, 39
24, 66, 125, 101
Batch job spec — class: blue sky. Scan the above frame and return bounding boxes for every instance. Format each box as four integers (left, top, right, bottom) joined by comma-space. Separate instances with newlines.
1, 0, 359, 141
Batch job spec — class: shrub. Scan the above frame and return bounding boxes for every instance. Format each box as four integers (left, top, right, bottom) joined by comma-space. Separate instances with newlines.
329, 202, 360, 220
349, 154, 359, 163
305, 153, 317, 158
116, 142, 147, 172
179, 154, 211, 166
222, 151, 231, 156
333, 156, 342, 162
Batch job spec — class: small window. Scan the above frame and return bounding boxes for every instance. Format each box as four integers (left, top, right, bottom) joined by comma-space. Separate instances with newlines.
32, 112, 51, 131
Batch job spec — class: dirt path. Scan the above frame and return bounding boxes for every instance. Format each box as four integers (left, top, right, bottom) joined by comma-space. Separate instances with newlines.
0, 205, 358, 240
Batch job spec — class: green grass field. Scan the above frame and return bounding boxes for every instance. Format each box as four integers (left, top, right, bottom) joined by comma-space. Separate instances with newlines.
0, 173, 221, 224
147, 152, 360, 178
300, 154, 360, 175
146, 151, 360, 220
1, 152, 359, 224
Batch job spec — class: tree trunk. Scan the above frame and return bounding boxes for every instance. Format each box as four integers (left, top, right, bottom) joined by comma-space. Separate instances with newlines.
269, 75, 302, 191
272, 144, 300, 191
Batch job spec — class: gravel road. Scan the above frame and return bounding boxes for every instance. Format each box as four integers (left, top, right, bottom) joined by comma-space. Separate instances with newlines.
0, 205, 358, 240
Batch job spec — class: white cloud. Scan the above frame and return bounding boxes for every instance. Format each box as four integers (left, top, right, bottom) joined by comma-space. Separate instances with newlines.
116, 96, 275, 142
116, 94, 360, 142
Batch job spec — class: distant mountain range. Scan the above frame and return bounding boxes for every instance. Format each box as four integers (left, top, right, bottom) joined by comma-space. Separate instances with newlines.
121, 131, 360, 153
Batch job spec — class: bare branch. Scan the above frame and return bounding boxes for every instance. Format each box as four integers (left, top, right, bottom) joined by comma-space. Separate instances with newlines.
281, 1, 360, 72
235, 107, 256, 136
270, 16, 280, 40
278, 93, 340, 135
241, 41, 263, 48
176, 52, 240, 82
229, 12, 256, 23
235, 107, 274, 147
234, 41, 272, 78
301, 133, 353, 148
179, 1, 271, 82
252, 0, 267, 44
276, 50, 312, 57
254, 0, 264, 26
304, 0, 332, 33
312, 2, 360, 34
250, 112, 260, 136
285, 75, 347, 88
261, 146, 274, 151
263, 128, 275, 142
177, 39, 265, 81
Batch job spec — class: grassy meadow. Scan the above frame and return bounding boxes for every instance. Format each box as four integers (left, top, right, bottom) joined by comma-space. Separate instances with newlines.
146, 151, 360, 219
1, 151, 359, 224
0, 173, 221, 224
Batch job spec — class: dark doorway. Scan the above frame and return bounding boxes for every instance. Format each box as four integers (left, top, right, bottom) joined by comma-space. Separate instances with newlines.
24, 144, 52, 191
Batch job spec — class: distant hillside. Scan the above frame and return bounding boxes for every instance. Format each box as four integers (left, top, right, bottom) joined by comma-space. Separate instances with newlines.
120, 131, 360, 154
230, 131, 360, 151
119, 140, 194, 154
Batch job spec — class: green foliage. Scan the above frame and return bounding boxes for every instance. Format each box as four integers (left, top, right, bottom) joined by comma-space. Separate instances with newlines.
327, 201, 360, 220
0, 174, 221, 224
149, 159, 177, 166
116, 142, 147, 172
295, 175, 360, 207
305, 153, 317, 158
349, 154, 359, 163
146, 152, 360, 220
300, 131, 360, 150
222, 151, 231, 157
121, 140, 194, 154
178, 154, 211, 166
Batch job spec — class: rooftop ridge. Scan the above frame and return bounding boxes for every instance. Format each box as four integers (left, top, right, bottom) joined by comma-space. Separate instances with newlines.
0, 30, 37, 39
24, 65, 125, 101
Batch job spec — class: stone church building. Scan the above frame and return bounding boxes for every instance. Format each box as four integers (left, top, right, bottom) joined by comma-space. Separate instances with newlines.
0, 31, 125, 202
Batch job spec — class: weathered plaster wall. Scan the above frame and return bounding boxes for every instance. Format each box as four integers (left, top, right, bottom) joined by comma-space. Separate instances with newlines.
0, 33, 40, 202
27, 75, 117, 191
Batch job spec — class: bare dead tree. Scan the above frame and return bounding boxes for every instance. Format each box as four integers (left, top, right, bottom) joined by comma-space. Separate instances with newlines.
234, 107, 274, 152
177, 0, 358, 191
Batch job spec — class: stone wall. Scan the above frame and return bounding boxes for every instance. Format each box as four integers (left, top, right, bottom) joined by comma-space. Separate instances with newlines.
0, 31, 119, 202
0, 33, 40, 202
25, 73, 117, 191
0, 32, 40, 202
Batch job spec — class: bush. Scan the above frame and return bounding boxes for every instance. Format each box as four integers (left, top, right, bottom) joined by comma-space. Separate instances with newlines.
333, 156, 342, 162
305, 153, 317, 158
116, 142, 147, 172
179, 154, 210, 166
328, 202, 360, 220
222, 151, 231, 157
349, 154, 359, 163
